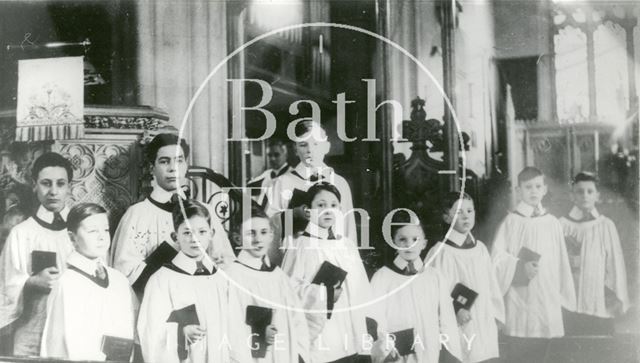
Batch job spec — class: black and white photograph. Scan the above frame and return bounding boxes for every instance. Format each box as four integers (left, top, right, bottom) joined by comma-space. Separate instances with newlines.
0, 0, 638, 362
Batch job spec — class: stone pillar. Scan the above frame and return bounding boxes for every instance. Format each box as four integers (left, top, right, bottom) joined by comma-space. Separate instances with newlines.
136, 0, 229, 173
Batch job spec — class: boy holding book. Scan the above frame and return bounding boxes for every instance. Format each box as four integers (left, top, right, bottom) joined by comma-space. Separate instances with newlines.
491, 167, 576, 362
227, 205, 310, 363
371, 209, 461, 363
0, 152, 75, 356
110, 133, 232, 297
426, 192, 504, 363
560, 172, 629, 335
137, 199, 230, 363
281, 182, 389, 363
41, 203, 135, 361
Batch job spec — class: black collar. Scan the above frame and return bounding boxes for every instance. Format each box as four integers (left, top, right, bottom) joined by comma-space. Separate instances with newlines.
67, 264, 109, 288
444, 239, 476, 250
385, 260, 417, 276
163, 262, 217, 276
148, 197, 175, 213
32, 215, 66, 231
513, 210, 548, 218
233, 259, 277, 272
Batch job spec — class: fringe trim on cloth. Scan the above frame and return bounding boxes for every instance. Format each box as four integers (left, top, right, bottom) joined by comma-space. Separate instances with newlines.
15, 124, 85, 142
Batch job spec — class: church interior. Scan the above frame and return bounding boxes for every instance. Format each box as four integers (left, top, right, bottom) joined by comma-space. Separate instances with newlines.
0, 0, 638, 362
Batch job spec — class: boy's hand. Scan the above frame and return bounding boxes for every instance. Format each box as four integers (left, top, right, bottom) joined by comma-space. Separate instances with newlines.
265, 324, 278, 345
524, 261, 539, 280
456, 308, 472, 326
333, 283, 344, 304
183, 325, 206, 344
27, 266, 59, 289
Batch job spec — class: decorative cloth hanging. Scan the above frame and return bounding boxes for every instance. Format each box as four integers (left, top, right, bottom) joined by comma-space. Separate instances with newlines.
16, 56, 84, 141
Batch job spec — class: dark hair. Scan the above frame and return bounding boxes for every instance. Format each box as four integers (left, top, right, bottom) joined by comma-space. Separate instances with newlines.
31, 152, 73, 182
172, 199, 210, 230
306, 182, 341, 206
293, 121, 326, 139
267, 139, 288, 149
67, 203, 107, 233
572, 171, 598, 187
146, 133, 190, 165
231, 205, 272, 234
389, 209, 424, 238
441, 191, 474, 213
518, 166, 544, 185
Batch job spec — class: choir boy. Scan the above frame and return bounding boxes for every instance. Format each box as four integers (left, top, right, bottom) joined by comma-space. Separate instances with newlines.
265, 122, 356, 265
426, 192, 504, 363
0, 152, 75, 356
492, 167, 576, 362
560, 172, 629, 335
281, 182, 387, 363
371, 210, 462, 363
41, 203, 135, 361
227, 205, 310, 363
110, 133, 233, 290
137, 199, 230, 363
247, 139, 291, 206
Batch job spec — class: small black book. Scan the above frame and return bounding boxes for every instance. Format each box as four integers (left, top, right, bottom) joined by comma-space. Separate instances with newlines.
132, 241, 178, 295
31, 250, 56, 275
518, 247, 541, 263
451, 283, 478, 313
604, 286, 618, 308
101, 335, 134, 362
391, 328, 415, 356
246, 305, 273, 359
167, 304, 200, 326
287, 188, 308, 210
312, 261, 348, 287
366, 317, 378, 341
245, 305, 273, 328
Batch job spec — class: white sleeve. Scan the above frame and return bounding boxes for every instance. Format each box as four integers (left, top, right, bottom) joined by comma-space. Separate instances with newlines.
110, 208, 147, 284
0, 228, 31, 329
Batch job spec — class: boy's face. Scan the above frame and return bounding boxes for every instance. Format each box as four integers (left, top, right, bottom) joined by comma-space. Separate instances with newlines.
572, 181, 599, 212
176, 215, 211, 259
152, 145, 187, 192
517, 175, 547, 207
71, 213, 110, 260
35, 166, 70, 213
309, 190, 340, 229
444, 198, 475, 234
267, 145, 287, 170
394, 225, 426, 262
295, 131, 329, 167
241, 217, 273, 259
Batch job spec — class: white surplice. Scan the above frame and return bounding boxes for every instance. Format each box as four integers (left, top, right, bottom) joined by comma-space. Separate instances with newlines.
370, 256, 462, 363
110, 187, 234, 284
265, 163, 357, 244
425, 231, 505, 363
226, 251, 310, 363
491, 202, 576, 338
281, 223, 372, 363
0, 206, 73, 356
137, 252, 230, 363
560, 207, 629, 318
40, 252, 135, 361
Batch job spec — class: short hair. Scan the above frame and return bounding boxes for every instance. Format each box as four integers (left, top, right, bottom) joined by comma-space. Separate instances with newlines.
306, 182, 341, 206
390, 209, 425, 238
32, 152, 73, 182
146, 133, 190, 165
67, 203, 107, 233
572, 171, 599, 187
441, 191, 474, 213
172, 199, 210, 230
293, 121, 327, 140
518, 166, 544, 185
231, 205, 272, 234
267, 139, 288, 149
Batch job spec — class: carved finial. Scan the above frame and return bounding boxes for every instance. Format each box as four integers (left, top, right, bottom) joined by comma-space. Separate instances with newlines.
410, 97, 426, 123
